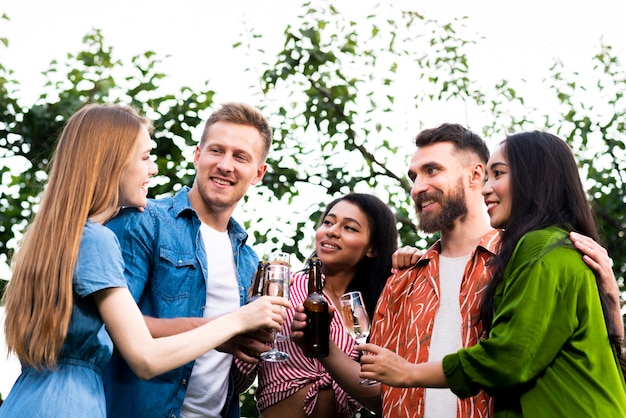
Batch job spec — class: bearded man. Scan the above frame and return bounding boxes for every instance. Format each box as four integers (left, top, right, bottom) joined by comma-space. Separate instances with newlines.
289, 123, 618, 418
368, 123, 497, 418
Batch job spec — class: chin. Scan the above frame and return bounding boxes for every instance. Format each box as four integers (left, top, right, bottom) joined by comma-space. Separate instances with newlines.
490, 219, 508, 230
488, 215, 502, 230
126, 199, 147, 209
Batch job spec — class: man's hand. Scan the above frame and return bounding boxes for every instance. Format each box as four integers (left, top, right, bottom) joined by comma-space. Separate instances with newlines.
217, 329, 273, 363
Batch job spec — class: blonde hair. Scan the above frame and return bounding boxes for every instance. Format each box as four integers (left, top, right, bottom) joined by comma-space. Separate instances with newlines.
2, 103, 151, 369
200, 102, 272, 161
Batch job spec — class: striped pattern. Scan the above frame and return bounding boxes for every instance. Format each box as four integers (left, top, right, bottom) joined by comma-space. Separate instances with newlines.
370, 230, 500, 418
254, 271, 361, 414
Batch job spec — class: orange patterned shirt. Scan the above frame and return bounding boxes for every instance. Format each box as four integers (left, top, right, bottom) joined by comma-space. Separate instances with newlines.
370, 230, 500, 418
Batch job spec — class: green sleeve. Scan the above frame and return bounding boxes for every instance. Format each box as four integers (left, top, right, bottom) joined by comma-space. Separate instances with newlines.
442, 352, 481, 398
445, 245, 585, 397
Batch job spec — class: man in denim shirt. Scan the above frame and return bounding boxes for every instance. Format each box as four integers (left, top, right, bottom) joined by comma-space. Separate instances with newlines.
103, 102, 273, 418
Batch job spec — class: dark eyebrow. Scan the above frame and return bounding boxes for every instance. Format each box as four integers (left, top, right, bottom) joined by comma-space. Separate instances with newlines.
343, 217, 362, 227
489, 161, 509, 170
203, 141, 253, 158
408, 161, 443, 180
326, 212, 363, 228
422, 161, 443, 170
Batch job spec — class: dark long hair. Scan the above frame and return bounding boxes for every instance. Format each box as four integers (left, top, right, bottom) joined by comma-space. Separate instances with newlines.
308, 193, 398, 318
480, 131, 623, 364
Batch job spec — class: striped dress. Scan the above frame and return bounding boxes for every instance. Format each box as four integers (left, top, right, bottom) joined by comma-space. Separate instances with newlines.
254, 271, 362, 415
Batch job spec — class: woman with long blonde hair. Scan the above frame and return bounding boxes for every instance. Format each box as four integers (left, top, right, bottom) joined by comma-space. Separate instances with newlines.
0, 103, 289, 417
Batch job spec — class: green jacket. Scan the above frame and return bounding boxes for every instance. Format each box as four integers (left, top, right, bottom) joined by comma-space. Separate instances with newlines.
443, 226, 626, 417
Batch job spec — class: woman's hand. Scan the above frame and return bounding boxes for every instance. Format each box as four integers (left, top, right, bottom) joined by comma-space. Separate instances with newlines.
357, 343, 449, 389
356, 343, 416, 387
570, 232, 617, 290
237, 296, 291, 334
290, 305, 307, 349
290, 304, 336, 349
570, 231, 623, 341
391, 245, 424, 274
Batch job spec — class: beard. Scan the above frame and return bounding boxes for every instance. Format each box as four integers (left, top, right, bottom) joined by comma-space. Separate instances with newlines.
415, 179, 468, 233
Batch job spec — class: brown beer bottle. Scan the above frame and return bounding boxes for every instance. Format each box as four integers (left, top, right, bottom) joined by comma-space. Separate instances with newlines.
248, 260, 268, 303
303, 257, 330, 358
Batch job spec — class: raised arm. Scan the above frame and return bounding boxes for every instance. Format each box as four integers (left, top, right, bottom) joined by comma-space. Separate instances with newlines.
144, 316, 208, 337
143, 316, 271, 363
96, 289, 289, 380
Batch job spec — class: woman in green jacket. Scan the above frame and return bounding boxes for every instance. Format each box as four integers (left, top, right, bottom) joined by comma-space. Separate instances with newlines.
358, 131, 626, 417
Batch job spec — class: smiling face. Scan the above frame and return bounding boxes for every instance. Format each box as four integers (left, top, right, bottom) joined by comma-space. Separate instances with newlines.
190, 121, 267, 219
314, 200, 375, 274
408, 142, 469, 233
482, 144, 512, 229
119, 125, 158, 208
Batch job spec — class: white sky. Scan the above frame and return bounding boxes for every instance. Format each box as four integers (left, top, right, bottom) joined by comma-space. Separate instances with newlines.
1, 0, 625, 398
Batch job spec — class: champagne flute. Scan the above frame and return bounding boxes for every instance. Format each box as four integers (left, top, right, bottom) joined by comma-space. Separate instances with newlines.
267, 252, 290, 342
259, 253, 291, 362
340, 290, 379, 386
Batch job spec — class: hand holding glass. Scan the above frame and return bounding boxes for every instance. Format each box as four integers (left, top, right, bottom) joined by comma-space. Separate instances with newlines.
259, 252, 291, 362
340, 290, 379, 386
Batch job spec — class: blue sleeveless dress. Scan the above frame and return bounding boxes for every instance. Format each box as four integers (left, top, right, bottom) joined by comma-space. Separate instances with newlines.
0, 221, 126, 417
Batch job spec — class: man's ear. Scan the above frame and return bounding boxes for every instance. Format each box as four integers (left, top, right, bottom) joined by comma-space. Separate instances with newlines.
251, 163, 268, 185
469, 162, 485, 188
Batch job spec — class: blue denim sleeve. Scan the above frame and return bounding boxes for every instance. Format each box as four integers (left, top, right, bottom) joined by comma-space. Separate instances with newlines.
106, 206, 154, 303
237, 245, 259, 305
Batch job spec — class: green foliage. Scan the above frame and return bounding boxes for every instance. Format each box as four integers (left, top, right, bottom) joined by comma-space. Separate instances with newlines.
1, 4, 624, 415
239, 384, 258, 417
233, 0, 625, 282
544, 46, 626, 281
0, 29, 216, 288
3, 2, 619, 285
236, 2, 479, 261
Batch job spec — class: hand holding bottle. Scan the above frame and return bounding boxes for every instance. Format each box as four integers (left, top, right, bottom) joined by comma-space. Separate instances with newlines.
303, 257, 330, 358
290, 303, 335, 349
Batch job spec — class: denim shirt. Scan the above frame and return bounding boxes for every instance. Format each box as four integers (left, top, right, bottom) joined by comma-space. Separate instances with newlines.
102, 186, 258, 418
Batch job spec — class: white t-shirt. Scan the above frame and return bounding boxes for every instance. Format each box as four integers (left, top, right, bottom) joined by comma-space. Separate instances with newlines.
181, 224, 240, 418
424, 254, 471, 418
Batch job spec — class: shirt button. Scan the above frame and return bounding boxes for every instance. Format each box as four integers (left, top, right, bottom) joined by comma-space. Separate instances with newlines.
178, 259, 183, 265
181, 378, 188, 385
